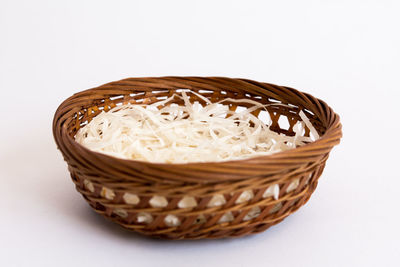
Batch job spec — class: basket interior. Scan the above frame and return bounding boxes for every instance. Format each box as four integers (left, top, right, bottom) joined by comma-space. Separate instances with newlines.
67, 88, 325, 142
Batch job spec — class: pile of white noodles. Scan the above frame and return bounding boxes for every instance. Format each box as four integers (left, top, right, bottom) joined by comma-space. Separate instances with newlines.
75, 91, 319, 163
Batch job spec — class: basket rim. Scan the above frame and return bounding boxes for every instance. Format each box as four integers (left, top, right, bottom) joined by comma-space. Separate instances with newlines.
53, 76, 342, 182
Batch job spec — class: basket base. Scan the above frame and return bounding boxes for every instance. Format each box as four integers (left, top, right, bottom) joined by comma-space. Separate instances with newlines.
80, 181, 317, 240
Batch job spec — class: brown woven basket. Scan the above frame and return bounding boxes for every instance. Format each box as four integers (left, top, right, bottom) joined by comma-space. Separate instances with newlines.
53, 77, 342, 239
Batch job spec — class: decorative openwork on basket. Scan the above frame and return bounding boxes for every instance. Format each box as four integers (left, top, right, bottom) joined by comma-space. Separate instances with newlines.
53, 77, 342, 239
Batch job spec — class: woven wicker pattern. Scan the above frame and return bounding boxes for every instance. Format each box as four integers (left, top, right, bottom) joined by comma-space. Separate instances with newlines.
53, 77, 342, 239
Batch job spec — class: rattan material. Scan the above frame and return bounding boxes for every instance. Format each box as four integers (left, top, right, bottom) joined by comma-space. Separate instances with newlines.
53, 77, 342, 239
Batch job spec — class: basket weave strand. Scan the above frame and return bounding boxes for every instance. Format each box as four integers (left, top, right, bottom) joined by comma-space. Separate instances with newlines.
53, 77, 342, 239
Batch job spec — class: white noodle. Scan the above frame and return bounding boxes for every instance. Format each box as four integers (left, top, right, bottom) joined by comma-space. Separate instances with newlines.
75, 92, 320, 163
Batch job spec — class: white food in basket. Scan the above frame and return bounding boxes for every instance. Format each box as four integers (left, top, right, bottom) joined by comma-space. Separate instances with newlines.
243, 206, 261, 221
235, 190, 254, 204
100, 187, 115, 200
83, 179, 95, 193
137, 212, 153, 224
113, 208, 128, 218
207, 194, 226, 207
75, 91, 319, 164
149, 195, 168, 208
218, 212, 234, 223
195, 214, 206, 224
123, 193, 140, 205
164, 215, 181, 227
262, 184, 280, 200
286, 178, 300, 193
269, 202, 283, 214
178, 196, 197, 208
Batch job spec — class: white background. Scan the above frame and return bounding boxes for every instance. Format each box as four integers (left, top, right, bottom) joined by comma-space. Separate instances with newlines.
1, 0, 399, 266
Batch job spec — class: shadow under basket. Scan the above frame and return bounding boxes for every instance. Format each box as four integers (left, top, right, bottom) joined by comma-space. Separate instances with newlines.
53, 77, 342, 239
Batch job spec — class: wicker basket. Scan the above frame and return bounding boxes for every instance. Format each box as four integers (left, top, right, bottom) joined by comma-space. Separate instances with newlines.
53, 77, 342, 239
